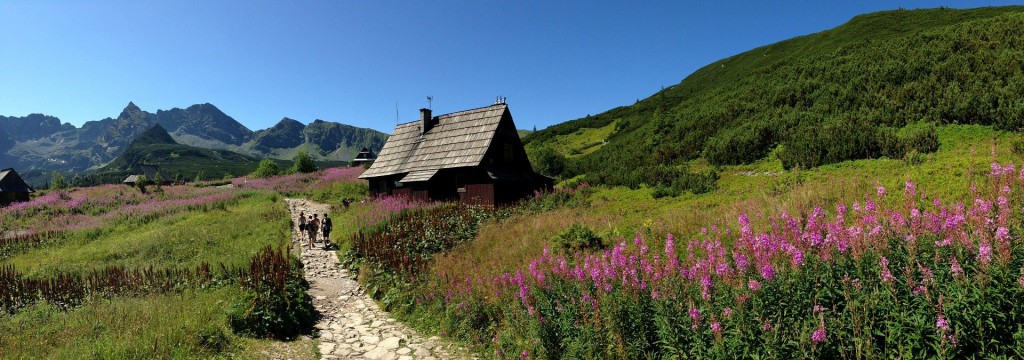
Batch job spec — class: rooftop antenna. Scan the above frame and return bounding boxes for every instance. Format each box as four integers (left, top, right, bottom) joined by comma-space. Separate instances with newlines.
395, 101, 400, 124
427, 96, 432, 110
494, 96, 506, 105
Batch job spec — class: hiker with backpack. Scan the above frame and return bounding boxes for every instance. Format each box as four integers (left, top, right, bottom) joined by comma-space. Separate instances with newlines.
308, 214, 320, 249
297, 211, 307, 242
321, 213, 332, 249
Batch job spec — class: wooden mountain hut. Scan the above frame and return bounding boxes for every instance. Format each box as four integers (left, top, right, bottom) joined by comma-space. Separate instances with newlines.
351, 147, 376, 166
359, 103, 553, 206
0, 168, 35, 207
122, 164, 172, 186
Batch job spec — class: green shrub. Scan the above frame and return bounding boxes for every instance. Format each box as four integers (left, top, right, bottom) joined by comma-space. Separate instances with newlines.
651, 185, 682, 199
897, 122, 940, 154
227, 247, 314, 339
1013, 137, 1024, 157
903, 149, 927, 166
195, 326, 231, 352
704, 121, 776, 166
529, 145, 567, 179
250, 159, 281, 178
351, 204, 491, 274
552, 224, 604, 254
289, 150, 318, 174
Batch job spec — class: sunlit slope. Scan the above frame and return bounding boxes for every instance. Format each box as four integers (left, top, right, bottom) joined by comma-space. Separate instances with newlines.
526, 6, 1024, 176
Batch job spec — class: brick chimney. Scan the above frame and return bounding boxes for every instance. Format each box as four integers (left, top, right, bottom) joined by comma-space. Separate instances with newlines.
420, 108, 434, 135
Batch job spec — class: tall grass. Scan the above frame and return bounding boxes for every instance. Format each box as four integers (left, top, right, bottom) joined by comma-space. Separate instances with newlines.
0, 288, 243, 359
4, 193, 289, 278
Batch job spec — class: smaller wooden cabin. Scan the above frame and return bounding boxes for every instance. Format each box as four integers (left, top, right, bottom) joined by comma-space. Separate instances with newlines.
0, 168, 35, 207
122, 164, 173, 185
359, 103, 552, 206
351, 147, 376, 166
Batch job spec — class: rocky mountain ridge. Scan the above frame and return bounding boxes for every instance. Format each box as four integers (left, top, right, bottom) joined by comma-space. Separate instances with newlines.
0, 102, 387, 173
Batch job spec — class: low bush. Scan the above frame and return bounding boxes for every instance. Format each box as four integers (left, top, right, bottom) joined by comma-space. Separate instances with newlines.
651, 185, 682, 198
589, 164, 718, 196
350, 204, 491, 275
552, 224, 604, 254
228, 246, 314, 339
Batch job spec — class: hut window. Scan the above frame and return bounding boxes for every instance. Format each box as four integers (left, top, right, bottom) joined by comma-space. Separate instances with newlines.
504, 143, 514, 161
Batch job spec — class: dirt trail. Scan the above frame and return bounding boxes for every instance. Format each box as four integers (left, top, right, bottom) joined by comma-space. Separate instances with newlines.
286, 198, 469, 360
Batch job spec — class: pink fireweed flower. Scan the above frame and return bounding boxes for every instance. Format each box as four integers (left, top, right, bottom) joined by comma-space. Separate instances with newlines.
812, 326, 827, 344
978, 243, 992, 266
936, 316, 950, 331
1018, 277, 1024, 287
710, 321, 722, 334
689, 306, 701, 329
865, 200, 877, 212
876, 185, 886, 197
880, 257, 895, 284
762, 321, 773, 331
813, 305, 825, 313
792, 249, 805, 267
748, 279, 762, 292
723, 307, 733, 318
950, 258, 964, 278
996, 227, 1010, 242
734, 252, 749, 272
665, 233, 675, 256
760, 263, 776, 280
905, 181, 916, 196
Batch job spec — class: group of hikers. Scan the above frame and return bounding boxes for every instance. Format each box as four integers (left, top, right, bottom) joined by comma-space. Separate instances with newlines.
297, 211, 332, 249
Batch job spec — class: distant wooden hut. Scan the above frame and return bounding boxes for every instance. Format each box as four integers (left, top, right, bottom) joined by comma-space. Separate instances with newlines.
359, 103, 552, 206
0, 168, 35, 206
122, 164, 172, 186
351, 147, 376, 166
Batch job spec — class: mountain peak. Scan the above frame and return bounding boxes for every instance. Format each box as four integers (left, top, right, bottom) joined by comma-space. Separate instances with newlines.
130, 124, 178, 146
119, 101, 144, 120
275, 117, 304, 128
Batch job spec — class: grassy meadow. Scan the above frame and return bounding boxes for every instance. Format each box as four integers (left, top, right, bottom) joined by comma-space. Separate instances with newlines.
438, 125, 1020, 282
344, 124, 1024, 358
0, 167, 366, 359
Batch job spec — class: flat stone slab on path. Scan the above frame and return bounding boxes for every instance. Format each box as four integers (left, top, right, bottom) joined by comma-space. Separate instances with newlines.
286, 198, 469, 360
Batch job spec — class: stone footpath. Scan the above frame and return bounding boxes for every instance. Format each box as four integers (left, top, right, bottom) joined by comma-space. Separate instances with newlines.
286, 199, 468, 360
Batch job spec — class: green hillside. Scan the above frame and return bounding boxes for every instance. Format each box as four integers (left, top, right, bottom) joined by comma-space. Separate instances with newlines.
525, 6, 1024, 184
82, 125, 265, 184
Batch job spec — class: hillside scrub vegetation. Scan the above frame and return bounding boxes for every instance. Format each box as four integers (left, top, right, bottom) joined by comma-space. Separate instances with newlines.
290, 150, 318, 174
251, 158, 282, 178
525, 7, 1024, 180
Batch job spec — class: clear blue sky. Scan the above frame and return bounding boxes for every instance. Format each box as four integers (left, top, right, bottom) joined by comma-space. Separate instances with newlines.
1, 1, 1019, 134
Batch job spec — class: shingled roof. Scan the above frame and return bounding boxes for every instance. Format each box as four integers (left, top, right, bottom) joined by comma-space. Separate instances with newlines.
359, 104, 508, 179
0, 168, 35, 193
123, 165, 172, 184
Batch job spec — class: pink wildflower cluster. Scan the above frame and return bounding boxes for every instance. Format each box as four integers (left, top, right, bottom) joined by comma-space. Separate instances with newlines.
1, 184, 239, 243
234, 167, 364, 193
433, 162, 1024, 350
356, 195, 429, 229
